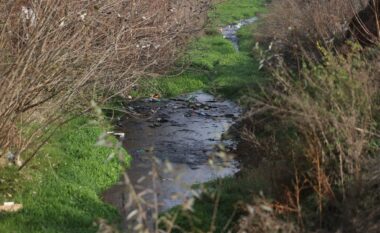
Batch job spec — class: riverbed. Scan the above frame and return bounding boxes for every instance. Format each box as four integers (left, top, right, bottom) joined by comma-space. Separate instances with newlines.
103, 91, 241, 214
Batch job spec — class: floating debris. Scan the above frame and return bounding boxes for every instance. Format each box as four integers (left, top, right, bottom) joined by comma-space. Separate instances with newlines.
149, 122, 162, 128
106, 131, 125, 139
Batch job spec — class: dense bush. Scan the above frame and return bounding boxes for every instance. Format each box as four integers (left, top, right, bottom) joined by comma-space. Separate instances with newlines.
238, 0, 380, 231
255, 0, 368, 67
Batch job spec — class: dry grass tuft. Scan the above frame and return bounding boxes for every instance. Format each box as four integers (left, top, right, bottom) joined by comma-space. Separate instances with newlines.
239, 1, 380, 231
236, 198, 299, 233
242, 42, 380, 230
255, 0, 368, 67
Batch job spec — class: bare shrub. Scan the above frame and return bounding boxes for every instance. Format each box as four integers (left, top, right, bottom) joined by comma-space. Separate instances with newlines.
242, 45, 380, 229
0, 0, 210, 167
255, 0, 368, 66
236, 198, 299, 233
241, 0, 380, 230
342, 157, 380, 233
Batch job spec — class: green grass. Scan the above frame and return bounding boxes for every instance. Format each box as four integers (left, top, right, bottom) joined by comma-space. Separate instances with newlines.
133, 0, 267, 99
236, 23, 259, 53
131, 72, 209, 98
0, 117, 127, 233
209, 0, 266, 26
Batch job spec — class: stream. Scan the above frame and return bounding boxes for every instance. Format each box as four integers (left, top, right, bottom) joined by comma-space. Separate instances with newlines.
221, 17, 257, 50
103, 17, 257, 230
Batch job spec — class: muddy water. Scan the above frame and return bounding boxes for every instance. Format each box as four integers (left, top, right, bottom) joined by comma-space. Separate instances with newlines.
103, 92, 240, 214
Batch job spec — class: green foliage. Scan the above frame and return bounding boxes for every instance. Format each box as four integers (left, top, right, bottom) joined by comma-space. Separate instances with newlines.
0, 117, 127, 233
132, 73, 209, 98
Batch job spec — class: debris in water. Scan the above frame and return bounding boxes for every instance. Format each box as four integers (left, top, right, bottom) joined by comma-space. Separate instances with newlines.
149, 122, 162, 128
107, 131, 125, 139
195, 111, 209, 117
156, 117, 169, 123
146, 93, 161, 102
224, 113, 237, 119
103, 91, 241, 214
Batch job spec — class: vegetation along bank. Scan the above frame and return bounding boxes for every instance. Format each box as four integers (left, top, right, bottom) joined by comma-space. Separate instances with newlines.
1, 0, 380, 232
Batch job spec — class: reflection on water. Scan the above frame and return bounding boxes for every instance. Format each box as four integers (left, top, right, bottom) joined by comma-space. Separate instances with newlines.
103, 91, 240, 216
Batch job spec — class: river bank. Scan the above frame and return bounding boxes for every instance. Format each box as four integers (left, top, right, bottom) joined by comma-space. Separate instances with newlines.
0, 1, 267, 232
0, 117, 126, 233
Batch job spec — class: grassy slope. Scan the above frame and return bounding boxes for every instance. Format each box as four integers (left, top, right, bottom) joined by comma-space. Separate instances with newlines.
133, 0, 266, 99
0, 117, 126, 233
